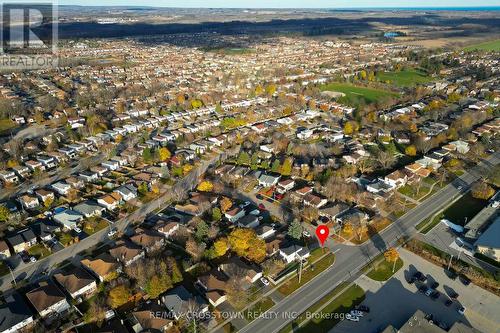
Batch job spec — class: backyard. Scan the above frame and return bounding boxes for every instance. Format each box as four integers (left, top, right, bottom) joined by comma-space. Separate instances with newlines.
320, 82, 398, 106
376, 69, 433, 87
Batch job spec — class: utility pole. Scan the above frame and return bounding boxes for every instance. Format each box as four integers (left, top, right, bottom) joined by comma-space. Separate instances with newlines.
447, 254, 454, 271
457, 245, 463, 262
298, 256, 303, 284
9, 266, 16, 287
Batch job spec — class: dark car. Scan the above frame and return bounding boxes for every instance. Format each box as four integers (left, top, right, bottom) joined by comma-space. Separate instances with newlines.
459, 275, 471, 286
450, 291, 459, 300
20, 251, 30, 263
418, 286, 427, 293
258, 203, 266, 210
355, 305, 370, 313
431, 291, 440, 300
445, 299, 453, 307
407, 276, 417, 284
445, 269, 457, 280
414, 271, 427, 282
430, 281, 439, 289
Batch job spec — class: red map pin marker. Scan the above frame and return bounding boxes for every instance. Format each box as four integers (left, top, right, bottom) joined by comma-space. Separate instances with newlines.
315, 225, 329, 247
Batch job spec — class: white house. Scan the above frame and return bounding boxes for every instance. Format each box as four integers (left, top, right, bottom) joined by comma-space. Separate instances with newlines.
26, 282, 70, 318
279, 244, 311, 263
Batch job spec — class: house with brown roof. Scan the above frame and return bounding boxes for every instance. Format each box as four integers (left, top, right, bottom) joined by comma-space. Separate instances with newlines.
0, 240, 11, 259
81, 253, 121, 282
26, 281, 70, 318
109, 240, 145, 266
303, 193, 328, 208
196, 269, 229, 307
224, 207, 245, 223
384, 170, 408, 188
220, 257, 263, 284
54, 267, 97, 300
97, 192, 122, 211
130, 228, 165, 253
130, 301, 173, 333
157, 221, 180, 239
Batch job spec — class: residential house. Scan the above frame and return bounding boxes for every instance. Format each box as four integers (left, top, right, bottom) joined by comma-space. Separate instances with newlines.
97, 192, 122, 211
31, 219, 61, 241
0, 170, 18, 184
74, 200, 106, 218
6, 229, 37, 253
51, 181, 72, 196
81, 253, 121, 282
0, 293, 34, 333
0, 241, 11, 259
258, 173, 281, 187
113, 184, 137, 202
196, 269, 229, 307
303, 193, 328, 208
53, 209, 84, 230
157, 220, 180, 239
18, 195, 39, 210
130, 228, 165, 253
384, 170, 408, 188
319, 202, 350, 221
54, 267, 97, 300
277, 179, 295, 194
109, 240, 145, 266
130, 302, 173, 333
237, 215, 260, 229
78, 170, 99, 183
161, 285, 208, 320
35, 189, 55, 205
220, 257, 263, 284
224, 207, 245, 223
26, 281, 70, 318
255, 225, 275, 239
279, 243, 310, 263
65, 176, 84, 189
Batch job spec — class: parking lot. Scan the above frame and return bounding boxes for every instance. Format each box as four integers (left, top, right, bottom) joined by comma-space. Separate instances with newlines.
331, 249, 500, 333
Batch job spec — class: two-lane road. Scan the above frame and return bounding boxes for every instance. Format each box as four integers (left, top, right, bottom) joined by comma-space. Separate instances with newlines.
236, 152, 500, 333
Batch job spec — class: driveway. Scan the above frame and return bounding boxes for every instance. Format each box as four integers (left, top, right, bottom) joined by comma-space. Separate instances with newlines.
331, 248, 500, 333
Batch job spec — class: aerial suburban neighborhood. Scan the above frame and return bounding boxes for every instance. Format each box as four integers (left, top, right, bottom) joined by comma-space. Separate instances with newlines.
0, 4, 499, 333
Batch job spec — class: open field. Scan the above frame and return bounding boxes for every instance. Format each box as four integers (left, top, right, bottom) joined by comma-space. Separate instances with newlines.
366, 258, 403, 281
320, 82, 398, 106
464, 39, 500, 52
377, 69, 433, 87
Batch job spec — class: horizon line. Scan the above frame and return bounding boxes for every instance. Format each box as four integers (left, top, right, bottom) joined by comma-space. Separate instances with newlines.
56, 5, 500, 9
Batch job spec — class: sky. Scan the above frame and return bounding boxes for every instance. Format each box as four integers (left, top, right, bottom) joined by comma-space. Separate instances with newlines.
56, 0, 500, 8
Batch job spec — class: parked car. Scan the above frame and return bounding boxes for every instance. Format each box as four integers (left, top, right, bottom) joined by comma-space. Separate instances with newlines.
239, 201, 251, 208
107, 228, 117, 237
431, 291, 440, 300
260, 277, 270, 286
29, 256, 37, 263
303, 230, 311, 237
345, 313, 359, 322
414, 271, 427, 282
249, 209, 260, 216
355, 305, 370, 313
350, 310, 364, 317
407, 276, 417, 284
73, 227, 82, 234
445, 269, 458, 280
458, 306, 466, 315
425, 288, 434, 297
459, 275, 471, 286
430, 281, 439, 289
450, 291, 459, 300
445, 299, 453, 307
258, 203, 266, 210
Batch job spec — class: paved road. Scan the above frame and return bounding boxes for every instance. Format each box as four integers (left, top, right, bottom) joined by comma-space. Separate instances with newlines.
236, 152, 500, 333
0, 146, 240, 291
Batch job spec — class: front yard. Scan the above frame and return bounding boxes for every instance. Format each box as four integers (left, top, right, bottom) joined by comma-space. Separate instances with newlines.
242, 297, 275, 322
27, 244, 51, 259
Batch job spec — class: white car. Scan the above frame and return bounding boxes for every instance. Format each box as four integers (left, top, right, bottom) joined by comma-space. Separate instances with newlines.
345, 313, 359, 322
492, 201, 499, 208
250, 209, 260, 216
350, 310, 363, 317
30, 256, 37, 263
260, 277, 270, 286
73, 227, 82, 234
108, 229, 117, 237
303, 230, 311, 237
458, 306, 466, 315
239, 201, 251, 208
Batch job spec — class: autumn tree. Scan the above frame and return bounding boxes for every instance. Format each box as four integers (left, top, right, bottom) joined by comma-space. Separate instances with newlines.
471, 181, 495, 200
197, 180, 214, 192
281, 158, 293, 176
384, 247, 400, 272
0, 205, 10, 222
220, 197, 233, 213
212, 237, 229, 258
158, 147, 171, 161
405, 145, 417, 157
228, 228, 266, 263
107, 285, 131, 309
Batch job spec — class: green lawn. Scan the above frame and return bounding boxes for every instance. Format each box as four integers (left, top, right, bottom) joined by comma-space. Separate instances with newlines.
464, 39, 500, 52
366, 258, 403, 281
0, 118, 17, 133
320, 82, 397, 106
83, 218, 109, 235
418, 214, 442, 234
278, 253, 335, 296
242, 297, 275, 322
27, 244, 51, 259
377, 69, 433, 87
293, 284, 365, 333
442, 193, 489, 226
